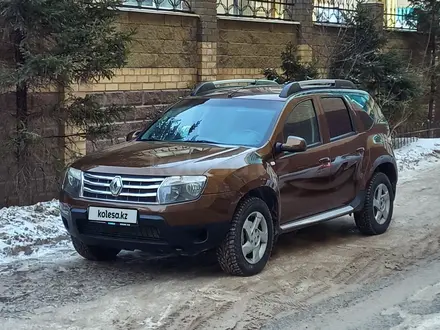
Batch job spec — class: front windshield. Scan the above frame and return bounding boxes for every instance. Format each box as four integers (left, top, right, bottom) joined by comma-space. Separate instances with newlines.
139, 98, 284, 147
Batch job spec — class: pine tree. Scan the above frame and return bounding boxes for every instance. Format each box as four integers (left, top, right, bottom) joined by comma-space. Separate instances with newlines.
329, 5, 423, 130
263, 42, 319, 84
407, 0, 440, 134
0, 0, 134, 204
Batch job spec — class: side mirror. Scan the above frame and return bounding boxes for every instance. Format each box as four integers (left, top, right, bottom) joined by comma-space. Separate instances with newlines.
276, 136, 307, 153
126, 129, 142, 142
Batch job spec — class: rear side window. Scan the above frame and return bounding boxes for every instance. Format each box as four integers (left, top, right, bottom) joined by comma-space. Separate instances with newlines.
344, 92, 388, 128
345, 94, 374, 130
321, 97, 354, 139
284, 99, 320, 146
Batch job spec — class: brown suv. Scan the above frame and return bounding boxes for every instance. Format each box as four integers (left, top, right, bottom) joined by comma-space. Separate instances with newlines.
59, 79, 398, 276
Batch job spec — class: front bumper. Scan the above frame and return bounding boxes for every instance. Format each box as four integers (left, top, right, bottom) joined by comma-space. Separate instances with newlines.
59, 191, 238, 256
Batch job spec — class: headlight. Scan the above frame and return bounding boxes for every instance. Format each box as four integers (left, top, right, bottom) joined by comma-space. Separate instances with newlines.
157, 176, 206, 204
62, 167, 82, 198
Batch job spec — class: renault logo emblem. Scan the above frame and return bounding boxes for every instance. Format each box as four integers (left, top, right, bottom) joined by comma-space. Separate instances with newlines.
109, 176, 123, 196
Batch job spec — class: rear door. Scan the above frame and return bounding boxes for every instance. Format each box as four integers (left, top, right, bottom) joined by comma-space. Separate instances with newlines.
318, 95, 366, 208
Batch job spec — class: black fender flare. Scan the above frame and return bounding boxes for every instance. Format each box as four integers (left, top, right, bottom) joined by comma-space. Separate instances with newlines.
368, 154, 398, 192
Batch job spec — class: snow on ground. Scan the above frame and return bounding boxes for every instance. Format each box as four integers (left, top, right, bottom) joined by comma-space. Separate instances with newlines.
1, 138, 440, 264
394, 138, 440, 181
0, 200, 71, 264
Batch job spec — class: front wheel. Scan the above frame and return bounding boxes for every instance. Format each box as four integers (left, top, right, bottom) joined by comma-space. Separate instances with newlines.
216, 197, 274, 276
354, 172, 394, 235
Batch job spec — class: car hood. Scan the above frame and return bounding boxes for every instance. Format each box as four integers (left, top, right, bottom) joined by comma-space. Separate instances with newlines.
72, 141, 252, 176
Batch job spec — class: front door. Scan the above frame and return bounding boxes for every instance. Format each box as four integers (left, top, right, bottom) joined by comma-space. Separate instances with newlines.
319, 96, 366, 208
273, 98, 334, 224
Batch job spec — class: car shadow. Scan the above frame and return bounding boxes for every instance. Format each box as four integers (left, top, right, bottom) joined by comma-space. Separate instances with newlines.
1, 216, 370, 315
271, 215, 362, 260
61, 215, 361, 279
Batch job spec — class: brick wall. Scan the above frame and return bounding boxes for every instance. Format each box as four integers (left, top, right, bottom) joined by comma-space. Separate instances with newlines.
69, 11, 199, 155
385, 30, 428, 65
310, 24, 429, 75
309, 25, 341, 74
120, 11, 198, 69
217, 19, 299, 79
84, 89, 190, 153
0, 92, 63, 206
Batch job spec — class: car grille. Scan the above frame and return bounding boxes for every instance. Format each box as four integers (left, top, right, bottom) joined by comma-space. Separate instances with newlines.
81, 172, 165, 204
77, 221, 162, 241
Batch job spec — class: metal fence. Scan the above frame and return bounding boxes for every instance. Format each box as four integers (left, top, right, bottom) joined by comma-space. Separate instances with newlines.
391, 123, 440, 150
384, 7, 416, 31
312, 0, 417, 31
312, 0, 358, 25
122, 0, 193, 12
216, 0, 295, 20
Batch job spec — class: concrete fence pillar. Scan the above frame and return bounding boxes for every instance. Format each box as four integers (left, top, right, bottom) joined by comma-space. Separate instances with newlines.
293, 0, 315, 69
360, 0, 384, 31
192, 0, 218, 82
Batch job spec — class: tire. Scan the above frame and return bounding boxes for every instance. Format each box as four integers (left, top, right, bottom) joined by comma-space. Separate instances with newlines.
354, 172, 394, 235
216, 197, 274, 276
71, 236, 121, 261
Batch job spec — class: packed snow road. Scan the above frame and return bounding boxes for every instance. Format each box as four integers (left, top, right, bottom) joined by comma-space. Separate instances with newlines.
1, 146, 440, 329
263, 255, 440, 330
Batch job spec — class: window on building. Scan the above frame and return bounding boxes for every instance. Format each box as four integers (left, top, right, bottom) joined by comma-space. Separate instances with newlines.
283, 99, 321, 146
321, 97, 354, 139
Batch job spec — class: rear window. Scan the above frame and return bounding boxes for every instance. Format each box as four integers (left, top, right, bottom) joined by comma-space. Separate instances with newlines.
139, 98, 284, 147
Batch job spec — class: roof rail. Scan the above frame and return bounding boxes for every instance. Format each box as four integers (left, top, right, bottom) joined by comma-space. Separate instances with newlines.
279, 79, 356, 98
191, 79, 280, 96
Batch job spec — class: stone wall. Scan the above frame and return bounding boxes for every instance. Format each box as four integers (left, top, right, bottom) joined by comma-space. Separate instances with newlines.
385, 30, 428, 65
310, 24, 428, 74
121, 11, 198, 69
0, 92, 63, 206
217, 19, 299, 77
70, 11, 199, 154
84, 89, 190, 152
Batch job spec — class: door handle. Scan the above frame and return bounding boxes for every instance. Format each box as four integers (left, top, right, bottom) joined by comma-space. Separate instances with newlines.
319, 157, 331, 168
356, 147, 365, 153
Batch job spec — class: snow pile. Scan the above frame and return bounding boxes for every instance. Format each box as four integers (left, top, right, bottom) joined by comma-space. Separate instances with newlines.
394, 138, 440, 176
0, 200, 70, 263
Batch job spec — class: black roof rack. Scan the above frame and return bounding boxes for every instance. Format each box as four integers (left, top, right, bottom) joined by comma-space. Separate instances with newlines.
190, 79, 280, 96
279, 79, 356, 98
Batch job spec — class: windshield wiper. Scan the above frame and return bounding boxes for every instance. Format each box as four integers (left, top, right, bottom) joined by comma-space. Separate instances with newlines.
187, 139, 220, 144
140, 137, 163, 142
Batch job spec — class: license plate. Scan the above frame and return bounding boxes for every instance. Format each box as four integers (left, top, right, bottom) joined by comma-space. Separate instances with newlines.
88, 206, 138, 224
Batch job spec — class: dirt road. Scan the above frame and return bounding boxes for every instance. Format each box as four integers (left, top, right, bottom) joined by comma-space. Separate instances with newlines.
1, 165, 440, 330
263, 255, 440, 330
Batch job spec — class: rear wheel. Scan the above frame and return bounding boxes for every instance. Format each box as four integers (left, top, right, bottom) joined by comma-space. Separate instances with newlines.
354, 172, 394, 235
71, 236, 121, 261
216, 197, 274, 276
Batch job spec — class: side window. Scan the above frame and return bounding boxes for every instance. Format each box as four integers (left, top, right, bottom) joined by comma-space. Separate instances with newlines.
283, 99, 320, 146
346, 94, 368, 111
346, 93, 374, 131
321, 97, 354, 139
